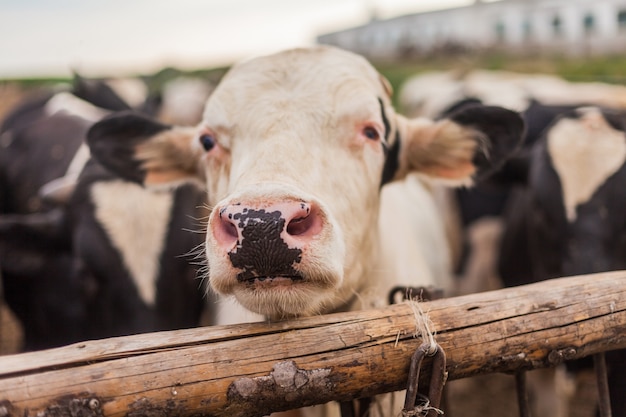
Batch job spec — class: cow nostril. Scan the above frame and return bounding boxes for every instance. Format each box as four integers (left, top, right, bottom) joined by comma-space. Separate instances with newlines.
214, 212, 239, 247
285, 205, 323, 237
222, 220, 238, 239
286, 216, 312, 236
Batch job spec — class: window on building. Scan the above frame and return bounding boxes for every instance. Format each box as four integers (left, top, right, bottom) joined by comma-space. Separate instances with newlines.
494, 21, 505, 42
522, 19, 533, 40
583, 13, 595, 34
552, 15, 562, 37
618, 10, 626, 30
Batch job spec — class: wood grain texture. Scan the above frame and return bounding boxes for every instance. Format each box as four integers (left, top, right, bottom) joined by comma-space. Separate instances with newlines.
0, 271, 624, 417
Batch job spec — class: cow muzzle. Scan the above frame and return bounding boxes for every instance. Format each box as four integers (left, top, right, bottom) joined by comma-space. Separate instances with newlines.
211, 199, 323, 284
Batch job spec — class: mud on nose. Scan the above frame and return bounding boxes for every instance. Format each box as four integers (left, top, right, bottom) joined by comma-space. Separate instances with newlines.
212, 201, 322, 252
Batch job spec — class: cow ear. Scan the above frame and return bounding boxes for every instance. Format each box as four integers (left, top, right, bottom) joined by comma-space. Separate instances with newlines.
72, 72, 132, 112
87, 111, 203, 187
395, 105, 525, 184
483, 149, 531, 187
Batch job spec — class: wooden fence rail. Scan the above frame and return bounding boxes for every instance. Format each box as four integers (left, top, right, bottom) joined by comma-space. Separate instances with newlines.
0, 271, 625, 417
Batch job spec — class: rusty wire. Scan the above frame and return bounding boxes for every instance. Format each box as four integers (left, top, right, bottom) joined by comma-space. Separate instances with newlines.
594, 352, 613, 417
515, 371, 531, 417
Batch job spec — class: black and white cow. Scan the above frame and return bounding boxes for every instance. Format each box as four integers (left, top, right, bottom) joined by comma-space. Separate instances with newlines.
397, 67, 626, 417
498, 106, 626, 417
440, 98, 595, 297
0, 80, 207, 351
398, 69, 626, 258
85, 46, 525, 416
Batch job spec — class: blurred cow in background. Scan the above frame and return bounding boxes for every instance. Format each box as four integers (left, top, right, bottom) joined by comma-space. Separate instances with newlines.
399, 69, 626, 119
400, 69, 626, 416
498, 106, 626, 417
157, 76, 215, 126
398, 69, 626, 290
0, 74, 211, 351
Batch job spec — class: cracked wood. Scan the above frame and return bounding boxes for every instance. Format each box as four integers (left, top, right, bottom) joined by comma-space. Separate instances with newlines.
0, 271, 624, 417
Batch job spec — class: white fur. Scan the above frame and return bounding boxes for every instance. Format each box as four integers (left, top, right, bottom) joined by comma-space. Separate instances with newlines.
39, 143, 91, 203
105, 78, 148, 109
214, 296, 265, 326
400, 69, 626, 119
91, 180, 173, 305
65, 142, 91, 178
378, 174, 454, 295
463, 70, 531, 112
398, 70, 464, 118
159, 77, 214, 125
44, 92, 110, 122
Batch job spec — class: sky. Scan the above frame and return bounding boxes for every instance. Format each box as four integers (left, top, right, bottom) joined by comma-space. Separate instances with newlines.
0, 0, 473, 79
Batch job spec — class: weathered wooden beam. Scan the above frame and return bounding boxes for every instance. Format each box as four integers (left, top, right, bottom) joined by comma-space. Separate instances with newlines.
0, 271, 624, 417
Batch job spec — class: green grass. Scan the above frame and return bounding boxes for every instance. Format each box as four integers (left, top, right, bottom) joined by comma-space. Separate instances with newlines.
0, 66, 230, 94
373, 53, 626, 107
4, 53, 626, 105
1, 76, 72, 88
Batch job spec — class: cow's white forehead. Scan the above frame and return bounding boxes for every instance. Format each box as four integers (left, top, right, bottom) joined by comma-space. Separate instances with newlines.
201, 46, 389, 136
548, 107, 626, 221
223, 46, 381, 92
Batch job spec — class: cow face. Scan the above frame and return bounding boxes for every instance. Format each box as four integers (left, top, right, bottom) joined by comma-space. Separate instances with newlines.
501, 106, 626, 282
88, 46, 524, 320
197, 48, 401, 318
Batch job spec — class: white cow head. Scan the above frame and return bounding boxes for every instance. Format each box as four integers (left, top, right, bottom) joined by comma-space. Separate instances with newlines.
88, 46, 524, 320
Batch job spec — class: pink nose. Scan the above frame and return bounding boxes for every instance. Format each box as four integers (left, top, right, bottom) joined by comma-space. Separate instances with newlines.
212, 200, 323, 253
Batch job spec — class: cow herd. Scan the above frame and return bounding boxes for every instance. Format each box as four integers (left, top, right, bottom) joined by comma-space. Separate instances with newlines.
0, 46, 624, 417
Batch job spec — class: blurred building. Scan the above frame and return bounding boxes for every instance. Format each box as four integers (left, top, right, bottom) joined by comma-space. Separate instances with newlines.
317, 0, 626, 60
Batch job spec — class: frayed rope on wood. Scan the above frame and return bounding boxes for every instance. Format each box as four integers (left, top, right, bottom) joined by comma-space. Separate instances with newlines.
401, 297, 447, 417
401, 396, 444, 417
405, 297, 438, 355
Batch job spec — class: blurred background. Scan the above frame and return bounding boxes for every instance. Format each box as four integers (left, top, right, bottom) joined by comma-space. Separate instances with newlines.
0, 0, 482, 79
2, 0, 626, 85
2, 0, 626, 117
2, 1, 625, 416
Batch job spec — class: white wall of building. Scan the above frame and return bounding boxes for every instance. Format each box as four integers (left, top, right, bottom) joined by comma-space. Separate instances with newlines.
317, 0, 626, 60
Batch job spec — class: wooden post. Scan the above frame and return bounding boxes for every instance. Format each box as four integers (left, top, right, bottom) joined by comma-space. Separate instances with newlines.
0, 271, 625, 417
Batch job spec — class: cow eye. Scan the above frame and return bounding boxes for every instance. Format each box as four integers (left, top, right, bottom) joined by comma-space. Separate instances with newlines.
199, 133, 216, 151
363, 126, 380, 141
